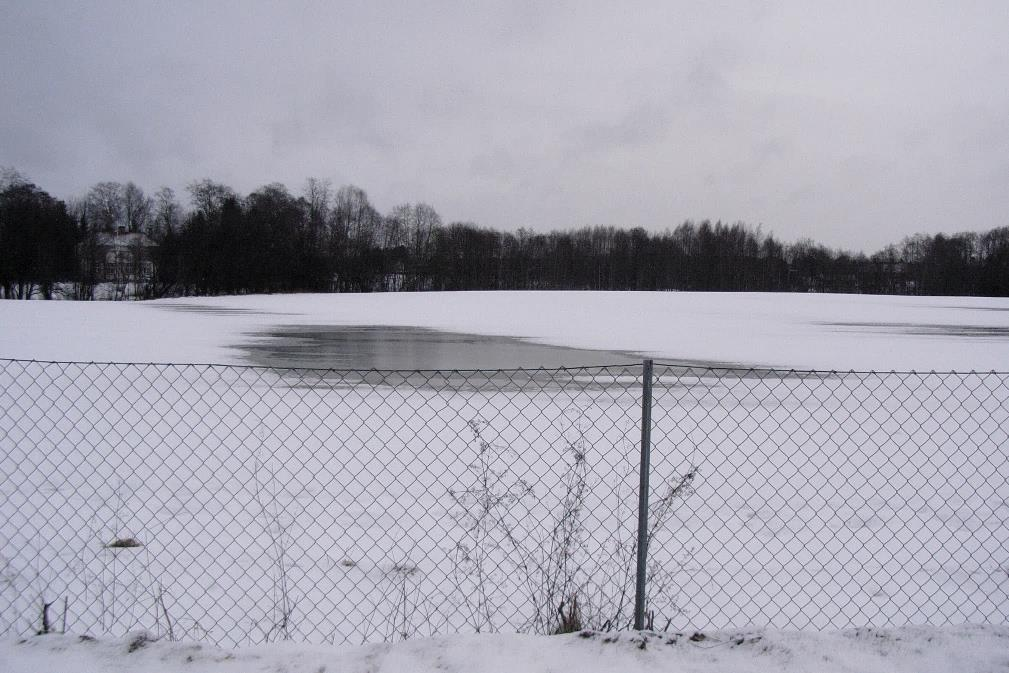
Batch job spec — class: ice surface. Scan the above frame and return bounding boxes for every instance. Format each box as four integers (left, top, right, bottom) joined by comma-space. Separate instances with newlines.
2, 291, 1009, 370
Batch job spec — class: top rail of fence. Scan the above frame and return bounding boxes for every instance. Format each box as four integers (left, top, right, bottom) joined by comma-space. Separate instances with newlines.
2, 356, 1007, 376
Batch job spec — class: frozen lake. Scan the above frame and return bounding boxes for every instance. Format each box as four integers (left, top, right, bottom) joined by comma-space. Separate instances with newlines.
3, 291, 1009, 370
1, 292, 1008, 646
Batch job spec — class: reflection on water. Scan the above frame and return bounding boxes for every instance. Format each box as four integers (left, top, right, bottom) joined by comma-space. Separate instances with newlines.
241, 325, 640, 370
238, 324, 779, 390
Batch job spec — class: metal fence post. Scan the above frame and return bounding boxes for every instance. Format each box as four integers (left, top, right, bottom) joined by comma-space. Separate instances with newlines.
634, 358, 654, 631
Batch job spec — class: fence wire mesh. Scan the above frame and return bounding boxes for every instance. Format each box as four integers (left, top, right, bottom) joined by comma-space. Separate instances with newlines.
0, 358, 1007, 646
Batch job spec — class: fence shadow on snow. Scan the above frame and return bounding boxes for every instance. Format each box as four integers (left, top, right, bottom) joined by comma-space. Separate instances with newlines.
1, 358, 1007, 646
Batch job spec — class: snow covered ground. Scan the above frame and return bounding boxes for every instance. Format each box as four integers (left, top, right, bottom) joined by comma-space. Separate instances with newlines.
1, 292, 1007, 661
3, 625, 1009, 673
1, 291, 1008, 370
3, 358, 1005, 645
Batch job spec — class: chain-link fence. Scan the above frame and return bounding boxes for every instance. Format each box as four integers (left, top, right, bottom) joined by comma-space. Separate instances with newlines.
1, 358, 1007, 645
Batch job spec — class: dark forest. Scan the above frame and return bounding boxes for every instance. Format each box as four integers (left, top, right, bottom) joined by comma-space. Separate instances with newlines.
2, 170, 1007, 300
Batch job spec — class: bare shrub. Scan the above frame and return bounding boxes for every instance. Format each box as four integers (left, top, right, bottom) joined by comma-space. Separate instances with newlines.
450, 415, 696, 634
253, 446, 296, 642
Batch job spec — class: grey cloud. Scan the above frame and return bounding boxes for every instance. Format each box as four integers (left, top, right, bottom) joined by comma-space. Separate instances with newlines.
2, 1, 1009, 251
470, 148, 517, 181
683, 42, 740, 105
570, 102, 673, 156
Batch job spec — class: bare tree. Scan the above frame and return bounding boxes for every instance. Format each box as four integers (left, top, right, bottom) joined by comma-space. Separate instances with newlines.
386, 203, 442, 289
413, 203, 441, 261
66, 195, 99, 300
187, 179, 237, 219
121, 182, 152, 233
0, 166, 29, 190
303, 178, 332, 261
334, 185, 379, 249
86, 182, 124, 232
152, 187, 182, 238
378, 212, 405, 250
388, 203, 442, 260
303, 178, 332, 225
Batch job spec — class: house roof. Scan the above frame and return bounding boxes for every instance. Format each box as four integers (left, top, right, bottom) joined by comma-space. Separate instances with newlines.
96, 231, 158, 247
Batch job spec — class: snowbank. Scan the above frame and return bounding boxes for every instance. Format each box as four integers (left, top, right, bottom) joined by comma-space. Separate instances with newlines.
3, 626, 1007, 673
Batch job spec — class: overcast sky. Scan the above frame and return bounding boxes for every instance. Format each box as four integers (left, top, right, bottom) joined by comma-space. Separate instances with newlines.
2, 1, 1008, 251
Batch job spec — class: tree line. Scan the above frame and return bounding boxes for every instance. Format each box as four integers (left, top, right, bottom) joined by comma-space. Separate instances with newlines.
2, 168, 1007, 299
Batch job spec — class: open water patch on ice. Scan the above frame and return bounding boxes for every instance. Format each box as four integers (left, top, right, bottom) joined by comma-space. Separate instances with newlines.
151, 303, 291, 317
236, 325, 794, 391
237, 324, 682, 392
820, 321, 1009, 339
239, 324, 642, 370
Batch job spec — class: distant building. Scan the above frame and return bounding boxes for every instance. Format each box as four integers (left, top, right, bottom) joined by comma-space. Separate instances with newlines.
96, 228, 157, 282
